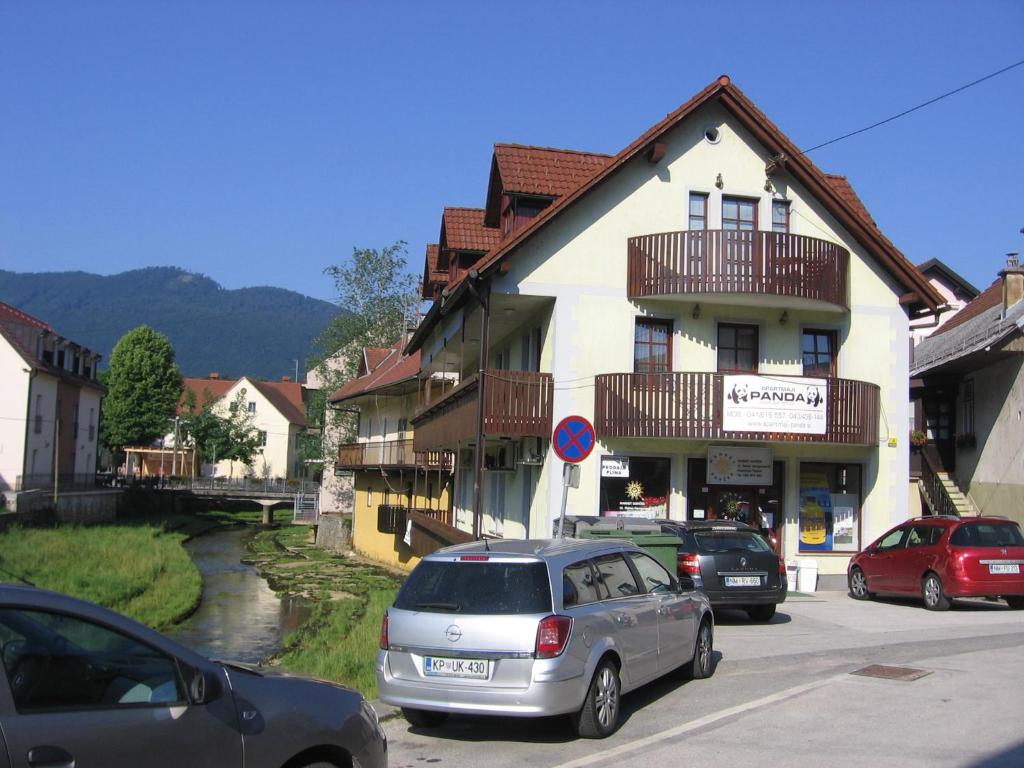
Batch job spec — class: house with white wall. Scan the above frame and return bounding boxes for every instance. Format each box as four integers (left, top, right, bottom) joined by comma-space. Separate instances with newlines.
182, 374, 312, 481
0, 302, 105, 495
405, 76, 943, 588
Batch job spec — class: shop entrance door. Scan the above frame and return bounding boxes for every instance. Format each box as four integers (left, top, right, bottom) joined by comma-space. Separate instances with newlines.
710, 488, 781, 553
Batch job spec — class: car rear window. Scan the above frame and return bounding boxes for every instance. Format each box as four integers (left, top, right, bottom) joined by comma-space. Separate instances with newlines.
394, 560, 552, 614
950, 522, 1024, 547
693, 530, 773, 554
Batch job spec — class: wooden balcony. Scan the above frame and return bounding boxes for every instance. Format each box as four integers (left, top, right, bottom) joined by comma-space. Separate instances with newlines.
377, 504, 455, 535
627, 230, 849, 309
412, 370, 554, 451
336, 439, 452, 471
595, 372, 878, 446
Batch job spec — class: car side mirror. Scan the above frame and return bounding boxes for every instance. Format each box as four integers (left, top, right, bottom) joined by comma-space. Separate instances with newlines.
188, 667, 223, 705
677, 575, 696, 592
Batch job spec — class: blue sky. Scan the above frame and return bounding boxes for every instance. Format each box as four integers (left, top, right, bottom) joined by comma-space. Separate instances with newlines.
2, 1, 1022, 303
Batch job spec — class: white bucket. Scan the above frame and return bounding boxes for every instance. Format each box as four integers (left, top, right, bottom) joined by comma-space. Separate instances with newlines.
785, 559, 799, 587
797, 558, 819, 593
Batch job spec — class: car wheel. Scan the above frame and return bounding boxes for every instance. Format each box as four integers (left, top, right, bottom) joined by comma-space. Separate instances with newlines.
682, 619, 714, 680
401, 707, 448, 728
848, 567, 873, 600
745, 604, 776, 622
572, 658, 621, 739
1005, 596, 1024, 610
922, 573, 951, 611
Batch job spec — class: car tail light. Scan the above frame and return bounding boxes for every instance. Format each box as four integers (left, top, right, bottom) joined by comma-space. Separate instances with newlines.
778, 559, 787, 575
460, 555, 490, 561
535, 615, 573, 659
379, 612, 389, 650
678, 553, 701, 576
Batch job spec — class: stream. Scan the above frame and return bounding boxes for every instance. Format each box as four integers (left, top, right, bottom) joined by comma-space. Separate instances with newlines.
167, 526, 312, 662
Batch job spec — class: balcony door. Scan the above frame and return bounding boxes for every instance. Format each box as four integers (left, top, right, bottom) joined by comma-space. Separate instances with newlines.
722, 196, 758, 287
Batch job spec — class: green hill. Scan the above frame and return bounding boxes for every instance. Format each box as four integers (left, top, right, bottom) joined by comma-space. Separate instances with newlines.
0, 267, 340, 379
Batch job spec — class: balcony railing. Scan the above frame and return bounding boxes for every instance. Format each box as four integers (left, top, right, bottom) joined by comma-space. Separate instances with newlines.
627, 230, 849, 308
412, 370, 554, 451
336, 439, 452, 471
377, 504, 455, 535
595, 372, 878, 445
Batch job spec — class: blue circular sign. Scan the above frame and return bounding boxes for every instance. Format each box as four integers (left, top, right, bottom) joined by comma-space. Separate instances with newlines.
553, 415, 596, 463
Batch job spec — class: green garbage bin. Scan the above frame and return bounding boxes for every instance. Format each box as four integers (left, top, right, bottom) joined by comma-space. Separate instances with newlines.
578, 529, 680, 575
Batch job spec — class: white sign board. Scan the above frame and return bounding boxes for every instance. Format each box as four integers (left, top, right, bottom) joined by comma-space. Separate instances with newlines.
601, 456, 630, 478
707, 445, 773, 485
722, 375, 827, 435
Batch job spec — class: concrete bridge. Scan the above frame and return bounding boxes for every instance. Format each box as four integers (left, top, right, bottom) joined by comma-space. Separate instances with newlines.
162, 478, 319, 524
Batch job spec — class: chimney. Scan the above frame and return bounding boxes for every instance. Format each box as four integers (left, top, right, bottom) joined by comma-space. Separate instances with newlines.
1001, 252, 1023, 314
209, 372, 220, 380
281, 375, 292, 382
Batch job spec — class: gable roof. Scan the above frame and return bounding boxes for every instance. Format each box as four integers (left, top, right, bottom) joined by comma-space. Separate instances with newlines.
412, 75, 943, 353
912, 282, 1023, 376
442, 207, 501, 253
329, 342, 420, 404
180, 376, 308, 427
484, 144, 613, 226
421, 243, 446, 300
0, 301, 105, 391
917, 258, 981, 302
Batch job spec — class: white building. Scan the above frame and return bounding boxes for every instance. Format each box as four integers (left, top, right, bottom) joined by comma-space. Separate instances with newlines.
0, 302, 105, 494
406, 76, 943, 588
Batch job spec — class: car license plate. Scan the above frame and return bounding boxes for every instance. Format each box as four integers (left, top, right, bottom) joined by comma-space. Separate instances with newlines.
423, 656, 489, 679
989, 563, 1020, 575
724, 576, 761, 587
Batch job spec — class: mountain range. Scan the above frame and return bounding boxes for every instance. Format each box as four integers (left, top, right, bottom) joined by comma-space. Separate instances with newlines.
0, 267, 340, 380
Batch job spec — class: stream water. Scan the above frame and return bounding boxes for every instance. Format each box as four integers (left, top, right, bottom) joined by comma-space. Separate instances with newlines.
166, 527, 312, 662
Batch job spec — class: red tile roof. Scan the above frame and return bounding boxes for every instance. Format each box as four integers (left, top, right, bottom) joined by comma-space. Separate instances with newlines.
461, 76, 941, 311
0, 301, 105, 391
823, 174, 877, 230
443, 207, 501, 252
181, 376, 308, 427
421, 243, 447, 300
329, 342, 420, 403
931, 280, 1002, 337
493, 144, 613, 197
0, 301, 52, 332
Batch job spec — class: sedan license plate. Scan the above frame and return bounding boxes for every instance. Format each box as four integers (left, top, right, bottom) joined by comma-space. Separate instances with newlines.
423, 656, 489, 679
989, 563, 1020, 575
724, 576, 761, 587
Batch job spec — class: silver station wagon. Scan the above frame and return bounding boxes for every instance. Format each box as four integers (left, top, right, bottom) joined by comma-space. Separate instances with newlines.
376, 538, 714, 738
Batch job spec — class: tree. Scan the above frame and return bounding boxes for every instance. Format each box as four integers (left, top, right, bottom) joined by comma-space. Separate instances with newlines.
220, 388, 263, 476
306, 241, 421, 463
182, 388, 262, 478
102, 326, 183, 450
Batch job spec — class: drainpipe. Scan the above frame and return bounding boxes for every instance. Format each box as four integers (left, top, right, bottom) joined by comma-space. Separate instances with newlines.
467, 273, 491, 539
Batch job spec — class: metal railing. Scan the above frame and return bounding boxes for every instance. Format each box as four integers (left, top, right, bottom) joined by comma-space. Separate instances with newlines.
12, 474, 105, 493
162, 476, 321, 494
919, 444, 960, 517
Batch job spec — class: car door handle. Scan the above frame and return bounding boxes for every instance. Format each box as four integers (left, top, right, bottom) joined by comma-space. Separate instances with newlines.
27, 745, 75, 768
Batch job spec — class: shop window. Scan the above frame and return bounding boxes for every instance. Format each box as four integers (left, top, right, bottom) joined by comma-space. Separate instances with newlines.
687, 458, 784, 550
717, 323, 758, 373
798, 463, 861, 553
599, 455, 670, 517
634, 319, 672, 374
802, 329, 837, 378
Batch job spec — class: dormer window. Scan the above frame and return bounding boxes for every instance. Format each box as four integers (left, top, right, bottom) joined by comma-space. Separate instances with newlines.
502, 195, 550, 237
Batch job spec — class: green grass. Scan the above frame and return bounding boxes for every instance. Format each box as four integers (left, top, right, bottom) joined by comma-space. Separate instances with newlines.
0, 522, 201, 630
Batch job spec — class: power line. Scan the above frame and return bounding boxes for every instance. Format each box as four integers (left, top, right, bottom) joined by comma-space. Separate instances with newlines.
800, 57, 1024, 155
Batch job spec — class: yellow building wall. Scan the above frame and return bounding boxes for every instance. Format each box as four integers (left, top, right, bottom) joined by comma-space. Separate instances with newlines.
350, 467, 451, 571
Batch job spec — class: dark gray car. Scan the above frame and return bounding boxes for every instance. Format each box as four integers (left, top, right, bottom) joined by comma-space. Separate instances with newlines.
0, 585, 387, 768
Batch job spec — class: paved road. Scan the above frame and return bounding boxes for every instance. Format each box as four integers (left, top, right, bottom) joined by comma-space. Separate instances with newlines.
381, 592, 1024, 768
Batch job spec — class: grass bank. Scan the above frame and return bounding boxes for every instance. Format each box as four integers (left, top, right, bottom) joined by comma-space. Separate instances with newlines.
244, 523, 402, 697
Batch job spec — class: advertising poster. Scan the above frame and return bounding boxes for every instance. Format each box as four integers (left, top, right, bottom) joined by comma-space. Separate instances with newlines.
723, 375, 827, 435
707, 445, 773, 485
599, 456, 670, 517
830, 493, 859, 551
799, 470, 833, 551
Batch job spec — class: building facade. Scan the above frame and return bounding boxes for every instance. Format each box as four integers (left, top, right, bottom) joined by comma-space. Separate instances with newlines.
329, 342, 456, 570
0, 302, 105, 495
407, 76, 941, 587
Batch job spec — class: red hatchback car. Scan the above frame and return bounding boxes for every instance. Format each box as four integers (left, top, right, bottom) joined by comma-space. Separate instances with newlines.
848, 516, 1024, 610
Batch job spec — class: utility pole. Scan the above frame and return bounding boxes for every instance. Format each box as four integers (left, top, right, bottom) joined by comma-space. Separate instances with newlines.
170, 416, 181, 476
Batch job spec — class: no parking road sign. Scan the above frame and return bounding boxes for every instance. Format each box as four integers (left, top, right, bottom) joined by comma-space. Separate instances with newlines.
553, 415, 595, 464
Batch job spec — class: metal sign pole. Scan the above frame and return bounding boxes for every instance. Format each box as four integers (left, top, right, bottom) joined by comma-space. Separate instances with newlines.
557, 462, 570, 538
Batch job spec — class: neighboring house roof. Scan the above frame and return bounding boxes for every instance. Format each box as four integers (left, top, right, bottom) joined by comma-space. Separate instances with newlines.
181, 376, 308, 427
0, 301, 105, 392
329, 343, 420, 403
361, 348, 393, 377
911, 282, 1024, 376
411, 75, 942, 353
422, 243, 446, 299
442, 208, 501, 253
917, 258, 981, 302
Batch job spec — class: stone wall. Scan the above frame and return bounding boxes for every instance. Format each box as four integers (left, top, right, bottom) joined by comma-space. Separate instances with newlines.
315, 514, 351, 553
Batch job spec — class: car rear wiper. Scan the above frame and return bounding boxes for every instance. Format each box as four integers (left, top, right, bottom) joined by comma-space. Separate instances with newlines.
415, 601, 461, 612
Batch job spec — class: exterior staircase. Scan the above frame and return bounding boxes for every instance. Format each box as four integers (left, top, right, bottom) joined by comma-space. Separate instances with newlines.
919, 445, 980, 517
